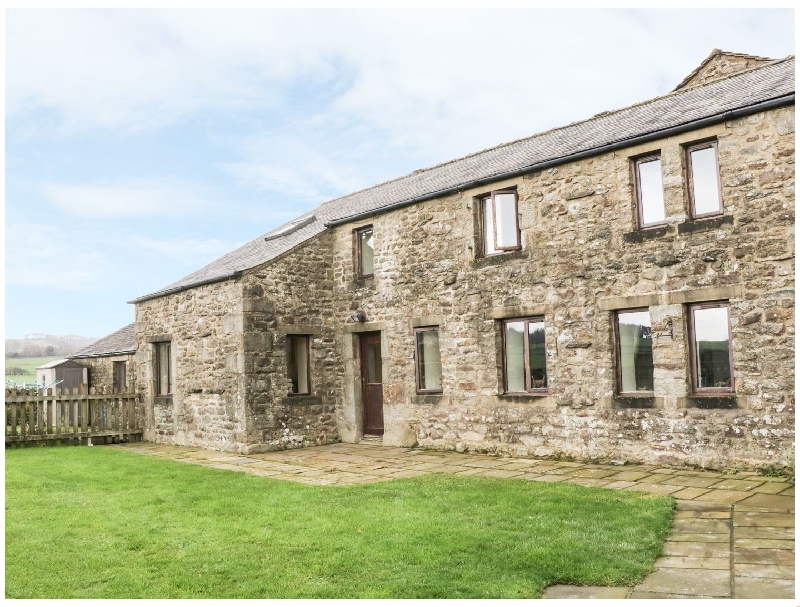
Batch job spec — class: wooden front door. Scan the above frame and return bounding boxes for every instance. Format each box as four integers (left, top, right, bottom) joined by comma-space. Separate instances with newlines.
360, 332, 384, 436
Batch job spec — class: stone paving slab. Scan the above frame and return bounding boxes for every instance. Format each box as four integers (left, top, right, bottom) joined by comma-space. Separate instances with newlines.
633, 567, 731, 596
110, 442, 794, 599
734, 577, 795, 599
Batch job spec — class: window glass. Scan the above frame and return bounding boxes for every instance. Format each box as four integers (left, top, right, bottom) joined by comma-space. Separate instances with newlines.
416, 328, 442, 392
114, 361, 127, 393
287, 335, 310, 395
527, 321, 547, 389
504, 321, 526, 392
156, 342, 171, 395
495, 192, 518, 249
504, 319, 547, 393
616, 311, 654, 393
483, 191, 519, 255
365, 341, 382, 384
359, 227, 374, 277
637, 157, 666, 226
484, 197, 498, 255
689, 146, 722, 216
692, 306, 732, 389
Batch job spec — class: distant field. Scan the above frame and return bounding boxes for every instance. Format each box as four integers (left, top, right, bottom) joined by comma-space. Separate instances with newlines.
4, 357, 63, 386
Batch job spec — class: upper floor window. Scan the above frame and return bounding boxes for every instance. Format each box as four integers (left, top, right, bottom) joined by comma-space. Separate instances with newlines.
688, 302, 733, 393
356, 225, 374, 279
287, 335, 311, 396
502, 318, 547, 393
414, 327, 443, 394
634, 154, 666, 228
155, 342, 172, 396
686, 141, 722, 219
481, 190, 520, 255
614, 309, 654, 394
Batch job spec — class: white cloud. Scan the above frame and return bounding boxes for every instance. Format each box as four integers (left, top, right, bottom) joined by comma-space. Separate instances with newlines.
5, 221, 239, 290
42, 179, 216, 218
5, 224, 110, 289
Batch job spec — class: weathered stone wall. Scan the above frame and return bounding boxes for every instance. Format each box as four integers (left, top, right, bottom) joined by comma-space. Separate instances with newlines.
78, 355, 136, 392
330, 105, 794, 469
240, 232, 342, 453
134, 279, 247, 451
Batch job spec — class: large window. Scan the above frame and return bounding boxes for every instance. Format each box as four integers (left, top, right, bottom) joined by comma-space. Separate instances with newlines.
155, 342, 171, 396
615, 310, 654, 394
287, 335, 311, 395
415, 327, 443, 393
688, 303, 733, 393
634, 154, 666, 228
482, 190, 520, 255
502, 318, 547, 393
686, 141, 722, 219
356, 225, 374, 278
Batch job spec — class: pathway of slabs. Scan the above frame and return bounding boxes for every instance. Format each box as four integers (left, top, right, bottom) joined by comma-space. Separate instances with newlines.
113, 442, 794, 600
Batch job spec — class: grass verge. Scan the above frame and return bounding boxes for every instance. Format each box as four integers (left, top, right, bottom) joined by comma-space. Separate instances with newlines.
6, 446, 674, 598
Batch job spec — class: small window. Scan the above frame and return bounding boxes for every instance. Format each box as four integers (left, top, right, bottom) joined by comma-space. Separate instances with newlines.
686, 141, 722, 219
113, 361, 127, 393
634, 154, 666, 228
615, 309, 654, 394
502, 318, 547, 393
356, 226, 374, 278
415, 327, 443, 393
688, 302, 733, 393
482, 190, 520, 255
287, 335, 311, 395
155, 342, 171, 396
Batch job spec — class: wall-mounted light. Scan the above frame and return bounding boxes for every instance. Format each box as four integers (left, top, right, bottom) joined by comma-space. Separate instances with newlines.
350, 310, 366, 323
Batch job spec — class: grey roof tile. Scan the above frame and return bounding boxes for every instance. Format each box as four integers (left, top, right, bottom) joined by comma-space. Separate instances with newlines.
69, 323, 136, 358
132, 57, 794, 303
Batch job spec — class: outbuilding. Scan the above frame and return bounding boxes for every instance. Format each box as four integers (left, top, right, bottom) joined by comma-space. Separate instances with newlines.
35, 359, 88, 392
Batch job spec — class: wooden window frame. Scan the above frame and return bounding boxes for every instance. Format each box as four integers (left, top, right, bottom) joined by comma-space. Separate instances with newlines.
685, 140, 723, 220
687, 301, 734, 395
155, 342, 172, 396
613, 308, 655, 396
633, 153, 667, 229
414, 326, 443, 395
481, 189, 521, 256
287, 334, 312, 396
355, 225, 374, 279
501, 317, 548, 395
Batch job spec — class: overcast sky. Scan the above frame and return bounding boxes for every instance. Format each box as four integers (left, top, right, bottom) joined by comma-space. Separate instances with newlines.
4, 8, 795, 340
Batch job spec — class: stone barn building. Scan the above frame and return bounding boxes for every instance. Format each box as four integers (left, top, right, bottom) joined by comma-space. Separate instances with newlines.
69, 323, 136, 392
129, 51, 795, 469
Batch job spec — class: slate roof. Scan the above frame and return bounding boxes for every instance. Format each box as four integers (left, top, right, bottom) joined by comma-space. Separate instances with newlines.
132, 55, 795, 304
68, 323, 136, 359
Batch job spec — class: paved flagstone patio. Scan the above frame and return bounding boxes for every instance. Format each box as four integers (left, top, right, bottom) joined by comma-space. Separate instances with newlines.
112, 441, 795, 599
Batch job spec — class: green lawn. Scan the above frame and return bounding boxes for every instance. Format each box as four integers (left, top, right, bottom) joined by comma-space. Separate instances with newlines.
5, 447, 675, 598
5, 356, 62, 385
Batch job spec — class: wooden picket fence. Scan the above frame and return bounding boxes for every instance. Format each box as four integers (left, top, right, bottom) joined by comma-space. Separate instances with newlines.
5, 385, 142, 446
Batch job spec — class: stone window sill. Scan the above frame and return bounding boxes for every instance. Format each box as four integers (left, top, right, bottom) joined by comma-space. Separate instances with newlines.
678, 395, 738, 409
623, 225, 671, 243
497, 392, 551, 404
411, 393, 445, 405
677, 214, 733, 235
153, 396, 173, 406
472, 249, 527, 269
281, 395, 322, 406
611, 395, 662, 409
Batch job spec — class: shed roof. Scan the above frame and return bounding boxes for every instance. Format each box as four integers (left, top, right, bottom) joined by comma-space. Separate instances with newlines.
36, 359, 84, 370
68, 323, 136, 359
131, 54, 795, 304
